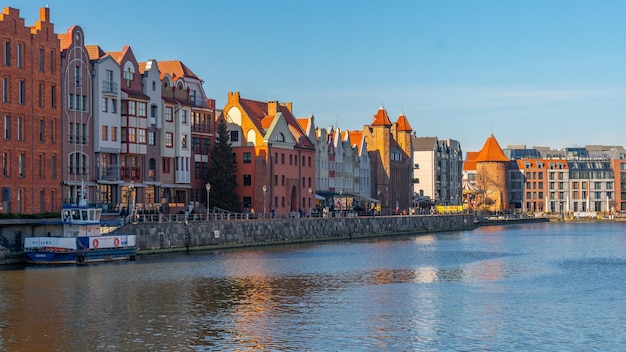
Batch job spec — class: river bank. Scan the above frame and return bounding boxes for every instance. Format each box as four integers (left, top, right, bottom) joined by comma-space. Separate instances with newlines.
1, 214, 475, 265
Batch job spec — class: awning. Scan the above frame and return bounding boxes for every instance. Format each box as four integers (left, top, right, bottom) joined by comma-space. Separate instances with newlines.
160, 184, 192, 189
315, 194, 325, 200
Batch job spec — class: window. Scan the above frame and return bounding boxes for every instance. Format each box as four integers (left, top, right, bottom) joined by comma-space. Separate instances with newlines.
230, 130, 239, 142
138, 102, 146, 117
148, 131, 155, 146
182, 110, 188, 123
102, 126, 108, 141
19, 153, 25, 177
128, 101, 136, 115
181, 134, 188, 148
39, 119, 44, 143
18, 80, 25, 104
39, 48, 44, 72
17, 117, 23, 141
4, 115, 9, 140
281, 153, 285, 164
38, 154, 43, 178
243, 175, 252, 186
162, 159, 170, 173
138, 129, 146, 144
2, 152, 8, 176
243, 152, 252, 163
74, 65, 81, 86
111, 126, 117, 141
102, 97, 108, 112
50, 120, 55, 143
50, 155, 57, 179
51, 85, 56, 108
38, 82, 43, 107
2, 77, 7, 102
4, 41, 10, 66
128, 127, 136, 142
165, 132, 173, 147
165, 107, 173, 122
110, 98, 117, 113
16, 43, 23, 68
150, 105, 157, 125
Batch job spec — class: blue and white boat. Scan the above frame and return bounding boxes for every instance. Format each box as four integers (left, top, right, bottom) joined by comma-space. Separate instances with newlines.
24, 197, 137, 265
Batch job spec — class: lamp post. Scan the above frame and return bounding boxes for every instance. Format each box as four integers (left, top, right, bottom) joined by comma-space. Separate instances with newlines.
308, 187, 313, 216
205, 182, 211, 220
263, 185, 267, 217
129, 180, 135, 222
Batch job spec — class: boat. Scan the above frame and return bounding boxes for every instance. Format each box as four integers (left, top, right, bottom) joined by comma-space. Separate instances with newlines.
24, 195, 137, 265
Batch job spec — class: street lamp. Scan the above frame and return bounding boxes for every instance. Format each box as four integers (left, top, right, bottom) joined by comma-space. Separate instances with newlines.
263, 185, 267, 216
205, 182, 211, 220
308, 187, 313, 215
129, 180, 135, 222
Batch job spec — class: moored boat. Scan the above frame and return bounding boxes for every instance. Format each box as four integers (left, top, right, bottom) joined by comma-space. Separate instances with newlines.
24, 200, 137, 265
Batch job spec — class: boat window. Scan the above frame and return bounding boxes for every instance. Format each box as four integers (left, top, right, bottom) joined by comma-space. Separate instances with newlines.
89, 209, 96, 221
81, 210, 88, 220
63, 210, 71, 221
72, 209, 80, 220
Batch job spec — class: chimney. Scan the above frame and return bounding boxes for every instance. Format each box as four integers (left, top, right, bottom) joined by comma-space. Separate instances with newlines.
268, 101, 279, 116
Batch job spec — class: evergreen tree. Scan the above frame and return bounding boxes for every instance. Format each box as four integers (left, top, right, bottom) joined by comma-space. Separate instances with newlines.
207, 120, 241, 212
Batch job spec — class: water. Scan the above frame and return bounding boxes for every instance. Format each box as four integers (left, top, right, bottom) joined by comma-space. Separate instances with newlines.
1, 222, 626, 351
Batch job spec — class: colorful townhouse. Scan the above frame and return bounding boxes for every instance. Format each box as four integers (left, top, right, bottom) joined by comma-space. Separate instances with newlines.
222, 92, 316, 215
0, 7, 62, 214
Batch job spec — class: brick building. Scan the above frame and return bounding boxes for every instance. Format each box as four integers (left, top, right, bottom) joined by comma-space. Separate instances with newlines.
0, 7, 62, 214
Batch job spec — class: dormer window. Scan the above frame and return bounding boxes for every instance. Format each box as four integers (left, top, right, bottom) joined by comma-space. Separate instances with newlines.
277, 132, 285, 142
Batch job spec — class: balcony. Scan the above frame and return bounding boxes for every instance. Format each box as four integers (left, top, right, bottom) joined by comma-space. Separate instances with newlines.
97, 165, 120, 180
121, 166, 142, 182
102, 80, 118, 94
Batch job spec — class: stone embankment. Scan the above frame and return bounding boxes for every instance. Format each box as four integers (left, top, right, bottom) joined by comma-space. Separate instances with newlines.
128, 214, 476, 254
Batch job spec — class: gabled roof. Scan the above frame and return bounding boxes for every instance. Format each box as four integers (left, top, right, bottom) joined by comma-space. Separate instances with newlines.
106, 45, 128, 64
396, 112, 412, 132
157, 60, 201, 81
236, 98, 314, 149
475, 134, 509, 162
349, 131, 363, 154
85, 45, 106, 60
372, 106, 392, 127
412, 136, 438, 151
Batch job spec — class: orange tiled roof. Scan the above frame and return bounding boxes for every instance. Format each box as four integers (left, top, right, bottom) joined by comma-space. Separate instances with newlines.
475, 134, 509, 162
157, 60, 201, 81
372, 106, 392, 127
396, 112, 412, 131
463, 151, 479, 171
237, 97, 314, 149
85, 45, 105, 60
349, 131, 363, 154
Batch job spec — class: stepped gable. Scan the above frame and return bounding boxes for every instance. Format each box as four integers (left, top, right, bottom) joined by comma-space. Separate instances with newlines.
475, 134, 509, 162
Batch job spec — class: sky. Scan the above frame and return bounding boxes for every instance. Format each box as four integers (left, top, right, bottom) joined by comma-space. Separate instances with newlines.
5, 1, 626, 153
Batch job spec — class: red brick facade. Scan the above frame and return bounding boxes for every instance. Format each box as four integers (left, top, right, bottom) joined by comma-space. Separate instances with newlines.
0, 7, 61, 214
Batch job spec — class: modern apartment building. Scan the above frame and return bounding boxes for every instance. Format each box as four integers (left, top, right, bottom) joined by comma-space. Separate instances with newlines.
412, 137, 463, 206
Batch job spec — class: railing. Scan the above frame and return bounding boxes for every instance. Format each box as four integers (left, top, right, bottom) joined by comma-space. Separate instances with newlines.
102, 80, 118, 94
97, 166, 120, 180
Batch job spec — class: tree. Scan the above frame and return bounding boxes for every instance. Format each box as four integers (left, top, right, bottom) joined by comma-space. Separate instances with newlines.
207, 120, 241, 212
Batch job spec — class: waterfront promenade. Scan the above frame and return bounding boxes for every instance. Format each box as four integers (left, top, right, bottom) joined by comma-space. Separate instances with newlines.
0, 213, 476, 264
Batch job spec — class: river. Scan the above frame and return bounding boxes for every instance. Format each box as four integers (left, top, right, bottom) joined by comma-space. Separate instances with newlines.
1, 222, 625, 351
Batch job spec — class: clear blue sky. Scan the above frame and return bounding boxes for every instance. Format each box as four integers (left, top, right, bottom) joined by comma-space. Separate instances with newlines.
6, 1, 626, 153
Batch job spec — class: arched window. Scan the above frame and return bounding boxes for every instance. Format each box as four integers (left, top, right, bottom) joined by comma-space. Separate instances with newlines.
277, 132, 285, 142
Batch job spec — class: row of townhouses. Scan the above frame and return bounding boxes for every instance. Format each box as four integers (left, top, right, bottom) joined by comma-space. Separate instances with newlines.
4, 7, 450, 217
464, 134, 626, 214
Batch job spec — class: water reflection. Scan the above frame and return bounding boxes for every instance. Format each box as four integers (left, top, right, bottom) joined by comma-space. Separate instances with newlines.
1, 223, 626, 350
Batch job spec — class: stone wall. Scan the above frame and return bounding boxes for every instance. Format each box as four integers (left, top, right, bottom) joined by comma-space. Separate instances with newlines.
122, 214, 476, 252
